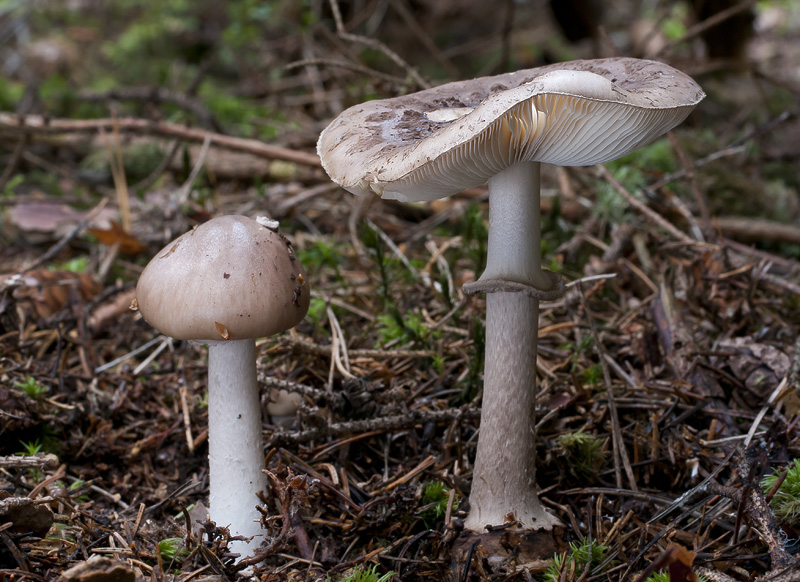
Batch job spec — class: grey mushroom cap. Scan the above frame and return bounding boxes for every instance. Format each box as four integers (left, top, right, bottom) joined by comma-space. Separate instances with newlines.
318, 57, 705, 202
136, 215, 310, 341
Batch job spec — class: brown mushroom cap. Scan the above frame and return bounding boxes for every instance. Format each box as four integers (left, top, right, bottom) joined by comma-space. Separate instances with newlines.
136, 215, 310, 341
318, 57, 705, 202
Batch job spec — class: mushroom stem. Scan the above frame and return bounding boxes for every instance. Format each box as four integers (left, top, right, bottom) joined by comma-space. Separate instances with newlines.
464, 161, 558, 531
478, 162, 549, 290
207, 339, 267, 553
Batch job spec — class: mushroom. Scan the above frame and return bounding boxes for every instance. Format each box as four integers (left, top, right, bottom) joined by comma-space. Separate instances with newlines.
318, 58, 703, 557
135, 215, 310, 556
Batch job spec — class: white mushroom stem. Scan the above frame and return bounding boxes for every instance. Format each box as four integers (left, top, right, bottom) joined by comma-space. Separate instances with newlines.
464, 161, 559, 531
207, 339, 267, 553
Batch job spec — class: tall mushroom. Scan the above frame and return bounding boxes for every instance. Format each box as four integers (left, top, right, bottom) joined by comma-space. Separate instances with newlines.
318, 58, 703, 558
135, 215, 310, 557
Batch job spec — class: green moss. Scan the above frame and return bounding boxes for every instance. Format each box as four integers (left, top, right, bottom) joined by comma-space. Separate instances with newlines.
544, 540, 612, 582
763, 458, 800, 525
555, 431, 608, 479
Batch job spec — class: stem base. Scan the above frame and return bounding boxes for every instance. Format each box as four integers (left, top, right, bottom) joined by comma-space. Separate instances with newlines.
208, 339, 267, 556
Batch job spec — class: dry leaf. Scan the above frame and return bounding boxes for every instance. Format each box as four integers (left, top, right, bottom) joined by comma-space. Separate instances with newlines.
13, 268, 102, 320
666, 543, 698, 582
88, 221, 147, 254
215, 321, 230, 340
5, 202, 115, 244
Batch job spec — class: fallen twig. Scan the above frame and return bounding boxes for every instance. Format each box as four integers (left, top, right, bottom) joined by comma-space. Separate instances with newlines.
0, 114, 321, 167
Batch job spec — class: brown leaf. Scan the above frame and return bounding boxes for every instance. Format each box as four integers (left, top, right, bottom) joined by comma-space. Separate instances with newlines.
215, 321, 230, 340
5, 202, 116, 244
717, 337, 791, 399
666, 543, 698, 582
13, 268, 102, 320
88, 221, 147, 255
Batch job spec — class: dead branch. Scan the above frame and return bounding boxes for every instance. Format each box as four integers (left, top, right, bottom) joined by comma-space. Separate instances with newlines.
0, 114, 321, 167
265, 406, 480, 448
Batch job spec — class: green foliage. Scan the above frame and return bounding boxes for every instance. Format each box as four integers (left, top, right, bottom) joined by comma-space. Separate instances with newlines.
66, 479, 91, 503
332, 564, 394, 582
222, 0, 274, 49
594, 165, 641, 226
763, 458, 800, 525
80, 143, 166, 185
47, 522, 77, 542
158, 537, 189, 562
306, 297, 328, 327
565, 335, 594, 370
14, 377, 49, 401
0, 78, 24, 110
18, 439, 44, 456
580, 363, 604, 387
544, 540, 611, 582
198, 82, 281, 139
16, 439, 44, 480
555, 431, 608, 480
360, 221, 396, 302
298, 239, 345, 280
596, 140, 678, 227
609, 139, 677, 175
376, 307, 438, 347
21, 170, 65, 197
660, 3, 689, 41
50, 257, 90, 273
38, 74, 75, 116
102, 0, 199, 75
419, 480, 458, 528
0, 174, 23, 199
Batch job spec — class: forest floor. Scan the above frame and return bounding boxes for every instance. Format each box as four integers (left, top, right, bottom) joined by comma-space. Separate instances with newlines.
2, 1, 800, 581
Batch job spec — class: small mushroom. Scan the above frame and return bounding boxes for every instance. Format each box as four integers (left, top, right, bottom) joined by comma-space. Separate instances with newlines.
318, 58, 703, 555
135, 215, 310, 557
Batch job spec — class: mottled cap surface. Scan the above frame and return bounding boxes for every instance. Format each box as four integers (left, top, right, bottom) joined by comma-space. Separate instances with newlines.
318, 57, 705, 202
136, 215, 310, 341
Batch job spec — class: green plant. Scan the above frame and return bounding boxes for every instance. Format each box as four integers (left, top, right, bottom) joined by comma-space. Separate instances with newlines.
360, 221, 396, 303
51, 257, 90, 273
306, 297, 328, 327
565, 335, 595, 374
66, 479, 91, 503
18, 439, 44, 456
14, 377, 49, 401
580, 363, 604, 387
158, 537, 189, 562
763, 458, 800, 525
419, 481, 458, 528
1, 174, 23, 199
555, 431, 608, 480
298, 239, 345, 281
16, 440, 45, 481
544, 540, 611, 582
375, 308, 437, 347
333, 564, 394, 582
0, 78, 24, 111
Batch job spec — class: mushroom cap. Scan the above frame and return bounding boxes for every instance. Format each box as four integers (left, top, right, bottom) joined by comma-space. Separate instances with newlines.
136, 215, 310, 341
318, 57, 705, 202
